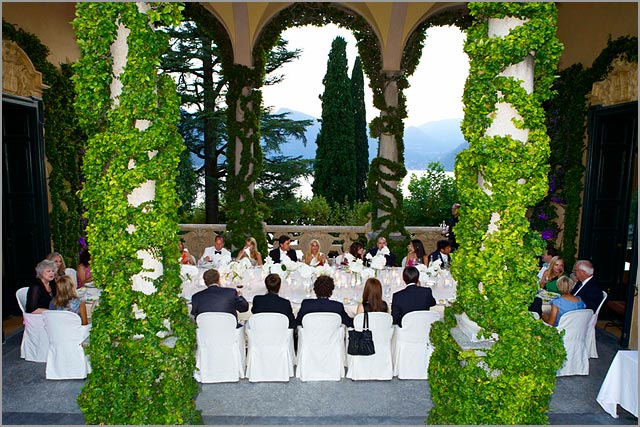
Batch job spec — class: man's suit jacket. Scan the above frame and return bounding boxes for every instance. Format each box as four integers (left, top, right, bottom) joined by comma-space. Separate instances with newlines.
365, 248, 398, 267
191, 285, 249, 321
572, 277, 604, 313
268, 247, 298, 263
428, 249, 451, 266
252, 292, 296, 329
296, 297, 353, 328
391, 284, 436, 327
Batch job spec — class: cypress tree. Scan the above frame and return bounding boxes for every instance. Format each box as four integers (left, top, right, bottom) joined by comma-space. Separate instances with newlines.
312, 36, 356, 205
351, 56, 368, 201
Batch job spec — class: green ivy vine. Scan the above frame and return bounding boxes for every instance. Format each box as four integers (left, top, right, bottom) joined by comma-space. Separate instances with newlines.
428, 3, 565, 424
532, 35, 638, 269
2, 20, 85, 267
72, 2, 201, 424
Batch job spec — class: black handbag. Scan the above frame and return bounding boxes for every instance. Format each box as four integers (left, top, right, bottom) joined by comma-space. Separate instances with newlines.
347, 309, 375, 356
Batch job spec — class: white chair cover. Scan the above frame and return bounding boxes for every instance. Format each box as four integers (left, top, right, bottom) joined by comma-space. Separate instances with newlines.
15, 287, 49, 363
194, 312, 245, 383
587, 291, 607, 359
42, 310, 91, 379
401, 256, 407, 268
392, 310, 440, 379
64, 268, 78, 287
245, 313, 295, 382
346, 312, 394, 380
556, 309, 593, 376
296, 313, 345, 381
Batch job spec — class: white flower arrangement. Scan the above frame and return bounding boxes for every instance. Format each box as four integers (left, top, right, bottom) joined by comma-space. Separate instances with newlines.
344, 253, 356, 263
297, 263, 315, 280
349, 258, 365, 274
228, 257, 252, 281
370, 254, 387, 270
360, 267, 375, 282
314, 264, 334, 277
379, 246, 390, 256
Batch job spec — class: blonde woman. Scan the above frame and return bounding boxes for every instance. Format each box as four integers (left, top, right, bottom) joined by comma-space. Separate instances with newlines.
46, 252, 67, 279
236, 237, 263, 266
542, 276, 585, 327
304, 239, 327, 267
539, 256, 567, 294
49, 275, 89, 325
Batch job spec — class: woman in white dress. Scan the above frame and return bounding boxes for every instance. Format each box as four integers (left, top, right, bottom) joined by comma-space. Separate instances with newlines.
235, 236, 263, 266
304, 239, 327, 267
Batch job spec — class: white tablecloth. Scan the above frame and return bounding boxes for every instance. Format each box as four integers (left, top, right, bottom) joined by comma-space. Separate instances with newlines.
596, 350, 638, 418
181, 265, 456, 321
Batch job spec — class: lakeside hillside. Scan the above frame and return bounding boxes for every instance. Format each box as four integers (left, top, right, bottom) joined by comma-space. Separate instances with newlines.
275, 108, 467, 171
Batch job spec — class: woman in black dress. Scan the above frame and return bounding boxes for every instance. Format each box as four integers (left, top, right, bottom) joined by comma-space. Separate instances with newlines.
26, 259, 57, 313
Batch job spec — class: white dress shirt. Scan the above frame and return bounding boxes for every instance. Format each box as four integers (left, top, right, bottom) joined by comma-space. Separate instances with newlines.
198, 247, 231, 266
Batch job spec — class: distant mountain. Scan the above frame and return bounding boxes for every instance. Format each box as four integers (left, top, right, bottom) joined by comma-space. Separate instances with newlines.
188, 109, 468, 171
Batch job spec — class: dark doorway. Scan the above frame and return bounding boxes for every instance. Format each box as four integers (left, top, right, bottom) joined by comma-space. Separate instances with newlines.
3, 95, 51, 317
580, 101, 637, 347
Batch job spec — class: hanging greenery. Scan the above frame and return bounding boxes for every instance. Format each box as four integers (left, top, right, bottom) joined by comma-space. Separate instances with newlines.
72, 2, 201, 424
2, 20, 85, 267
531, 35, 638, 269
428, 3, 565, 424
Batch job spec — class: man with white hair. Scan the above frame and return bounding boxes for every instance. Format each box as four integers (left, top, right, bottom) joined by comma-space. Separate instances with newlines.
571, 260, 604, 312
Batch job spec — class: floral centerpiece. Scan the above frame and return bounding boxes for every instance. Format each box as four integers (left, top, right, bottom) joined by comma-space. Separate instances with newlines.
262, 256, 300, 281
366, 246, 389, 273
228, 257, 252, 282
416, 259, 443, 285
314, 264, 334, 277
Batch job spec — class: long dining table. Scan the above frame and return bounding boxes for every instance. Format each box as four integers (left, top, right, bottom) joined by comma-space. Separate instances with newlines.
180, 264, 457, 321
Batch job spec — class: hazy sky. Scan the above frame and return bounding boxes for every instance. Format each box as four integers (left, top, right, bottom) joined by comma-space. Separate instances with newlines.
261, 24, 469, 128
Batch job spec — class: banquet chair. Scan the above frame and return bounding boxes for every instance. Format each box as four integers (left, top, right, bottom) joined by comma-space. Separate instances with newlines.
245, 313, 295, 382
65, 268, 78, 288
42, 310, 91, 379
194, 312, 245, 383
15, 287, 49, 363
346, 312, 394, 381
401, 256, 407, 268
392, 310, 440, 379
296, 313, 345, 381
587, 291, 607, 359
556, 309, 592, 376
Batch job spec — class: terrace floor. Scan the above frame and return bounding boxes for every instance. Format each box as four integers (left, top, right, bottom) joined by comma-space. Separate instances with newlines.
2, 322, 637, 425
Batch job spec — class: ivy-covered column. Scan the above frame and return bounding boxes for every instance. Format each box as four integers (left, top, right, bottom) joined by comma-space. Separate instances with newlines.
225, 65, 267, 252
367, 71, 410, 251
428, 3, 565, 424
72, 3, 201, 424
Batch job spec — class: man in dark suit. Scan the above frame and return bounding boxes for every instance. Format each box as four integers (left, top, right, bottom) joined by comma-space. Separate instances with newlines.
296, 275, 353, 328
428, 240, 452, 267
252, 273, 296, 328
572, 260, 604, 312
268, 235, 298, 263
365, 236, 398, 267
391, 266, 437, 327
191, 269, 249, 326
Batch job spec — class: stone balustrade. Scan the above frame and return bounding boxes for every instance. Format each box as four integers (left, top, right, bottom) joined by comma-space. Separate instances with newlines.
179, 223, 445, 261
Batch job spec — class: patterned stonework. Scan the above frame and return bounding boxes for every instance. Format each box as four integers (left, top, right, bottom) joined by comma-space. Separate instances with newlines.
2, 40, 49, 98
589, 58, 638, 107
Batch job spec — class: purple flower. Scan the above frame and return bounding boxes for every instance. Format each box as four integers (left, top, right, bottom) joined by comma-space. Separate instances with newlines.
78, 236, 88, 252
550, 195, 566, 204
541, 229, 558, 240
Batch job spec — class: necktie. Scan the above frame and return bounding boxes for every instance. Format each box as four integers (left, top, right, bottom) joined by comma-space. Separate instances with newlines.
215, 250, 222, 255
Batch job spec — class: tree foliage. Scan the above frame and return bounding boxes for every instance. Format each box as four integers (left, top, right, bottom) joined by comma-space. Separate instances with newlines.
313, 36, 356, 205
351, 56, 369, 201
404, 162, 457, 226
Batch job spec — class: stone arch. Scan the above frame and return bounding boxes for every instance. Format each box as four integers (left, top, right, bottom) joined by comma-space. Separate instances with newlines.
2, 40, 49, 98
588, 57, 638, 107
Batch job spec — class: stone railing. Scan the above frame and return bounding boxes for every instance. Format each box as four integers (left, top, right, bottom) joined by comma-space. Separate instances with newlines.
179, 223, 445, 261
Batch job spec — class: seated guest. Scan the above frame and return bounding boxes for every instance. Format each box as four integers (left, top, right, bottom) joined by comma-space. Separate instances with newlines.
406, 239, 429, 266
252, 273, 295, 328
391, 266, 436, 327
537, 245, 558, 279
429, 240, 452, 268
26, 259, 58, 314
198, 234, 231, 266
337, 241, 364, 266
46, 252, 67, 279
296, 275, 353, 328
236, 236, 263, 266
179, 238, 196, 265
356, 278, 388, 314
304, 239, 327, 267
76, 248, 93, 287
539, 256, 567, 293
366, 236, 398, 267
49, 275, 89, 325
191, 269, 249, 326
268, 235, 298, 263
542, 276, 585, 327
572, 260, 604, 313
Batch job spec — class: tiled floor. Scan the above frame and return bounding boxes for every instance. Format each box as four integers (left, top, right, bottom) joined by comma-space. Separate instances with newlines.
2, 324, 637, 425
